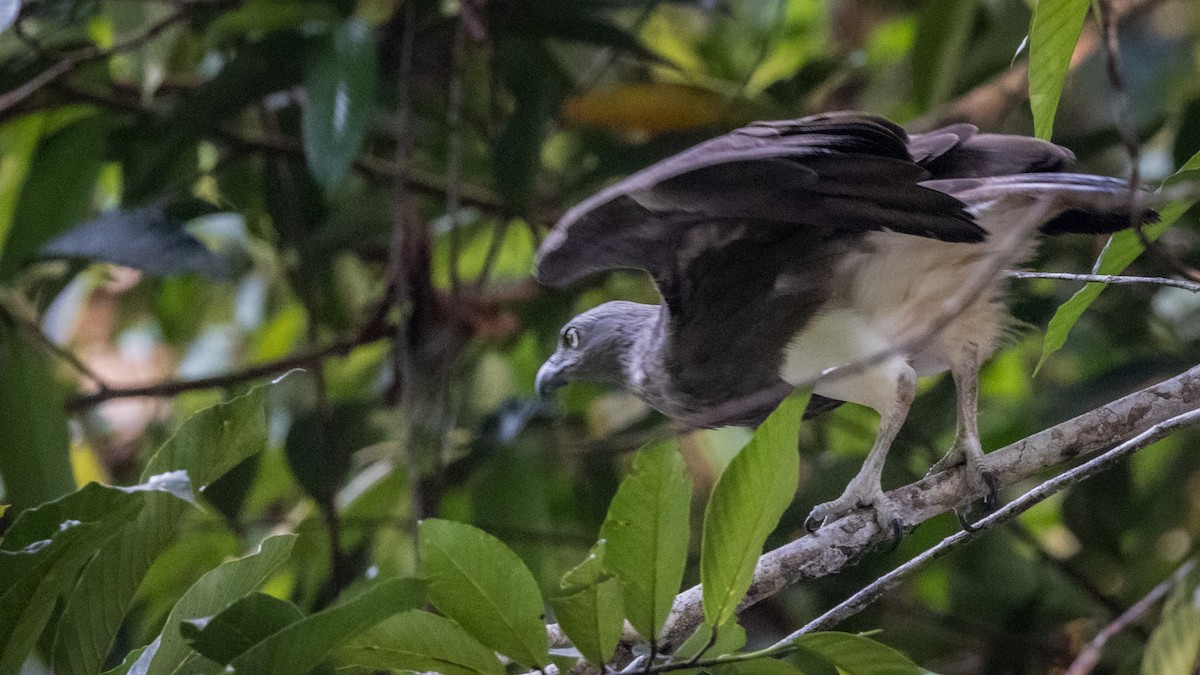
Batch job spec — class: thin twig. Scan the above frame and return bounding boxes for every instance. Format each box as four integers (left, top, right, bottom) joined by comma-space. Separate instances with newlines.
0, 2, 192, 113
1005, 270, 1200, 292
1064, 558, 1197, 675
64, 325, 389, 411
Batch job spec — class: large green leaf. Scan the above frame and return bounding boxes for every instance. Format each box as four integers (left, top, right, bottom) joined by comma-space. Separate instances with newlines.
302, 18, 377, 191
417, 518, 549, 668
1140, 563, 1200, 675
1028, 0, 1090, 139
0, 113, 107, 278
1036, 151, 1200, 371
218, 577, 424, 675
130, 534, 297, 675
0, 320, 75, 515
180, 593, 306, 665
0, 479, 192, 675
598, 440, 691, 641
338, 610, 506, 675
789, 632, 922, 675
0, 113, 45, 257
51, 386, 271, 675
548, 542, 624, 666
701, 392, 807, 628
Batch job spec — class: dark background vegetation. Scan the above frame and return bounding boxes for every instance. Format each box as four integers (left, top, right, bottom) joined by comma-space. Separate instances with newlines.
1, 0, 1200, 673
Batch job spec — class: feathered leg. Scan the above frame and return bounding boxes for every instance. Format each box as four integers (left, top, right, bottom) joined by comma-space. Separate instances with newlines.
928, 342, 998, 526
805, 361, 916, 539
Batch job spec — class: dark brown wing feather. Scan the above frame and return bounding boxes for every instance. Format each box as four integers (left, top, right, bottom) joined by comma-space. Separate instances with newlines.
908, 124, 1076, 177
535, 112, 983, 287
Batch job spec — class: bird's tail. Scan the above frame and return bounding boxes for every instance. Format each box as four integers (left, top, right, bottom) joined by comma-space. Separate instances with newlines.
922, 172, 1159, 235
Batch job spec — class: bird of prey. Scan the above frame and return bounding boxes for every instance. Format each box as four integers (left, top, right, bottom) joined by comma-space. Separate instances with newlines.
533, 112, 1154, 537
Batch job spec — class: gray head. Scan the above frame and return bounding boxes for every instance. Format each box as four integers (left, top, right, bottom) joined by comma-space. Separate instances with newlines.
535, 301, 660, 399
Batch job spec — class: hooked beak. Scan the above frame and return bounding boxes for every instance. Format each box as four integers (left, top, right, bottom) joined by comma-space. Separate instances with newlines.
535, 358, 568, 400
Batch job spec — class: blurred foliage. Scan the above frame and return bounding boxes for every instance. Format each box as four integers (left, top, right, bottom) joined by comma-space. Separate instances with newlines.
0, 0, 1198, 673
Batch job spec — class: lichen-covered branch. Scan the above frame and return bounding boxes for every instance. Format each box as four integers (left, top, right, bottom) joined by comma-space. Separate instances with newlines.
656, 362, 1200, 649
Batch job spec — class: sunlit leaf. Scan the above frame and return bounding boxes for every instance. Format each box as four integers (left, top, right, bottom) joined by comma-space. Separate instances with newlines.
180, 592, 305, 665
549, 542, 623, 666
0, 479, 193, 674
673, 620, 747, 661
51, 386, 271, 675
338, 610, 506, 675
302, 18, 377, 190
0, 113, 45, 257
186, 578, 425, 674
0, 113, 106, 278
701, 391, 807, 628
418, 518, 549, 668
789, 632, 922, 674
598, 440, 692, 640
131, 534, 297, 675
1028, 0, 1090, 139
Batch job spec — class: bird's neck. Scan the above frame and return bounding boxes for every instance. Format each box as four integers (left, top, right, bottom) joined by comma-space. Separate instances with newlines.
621, 306, 676, 411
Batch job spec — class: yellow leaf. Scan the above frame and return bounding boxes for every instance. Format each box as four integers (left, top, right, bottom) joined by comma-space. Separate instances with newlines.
562, 84, 727, 138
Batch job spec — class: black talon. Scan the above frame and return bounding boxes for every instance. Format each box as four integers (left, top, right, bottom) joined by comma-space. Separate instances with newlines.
878, 519, 903, 553
956, 507, 981, 532
804, 514, 823, 534
980, 471, 1000, 513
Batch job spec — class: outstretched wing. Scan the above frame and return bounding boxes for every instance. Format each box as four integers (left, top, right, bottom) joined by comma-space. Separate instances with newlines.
535, 112, 984, 288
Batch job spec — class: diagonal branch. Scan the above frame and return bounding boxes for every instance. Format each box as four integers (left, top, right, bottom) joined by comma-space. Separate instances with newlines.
654, 361, 1200, 650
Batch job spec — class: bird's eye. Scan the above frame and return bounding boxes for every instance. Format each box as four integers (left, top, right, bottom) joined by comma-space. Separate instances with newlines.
562, 327, 580, 349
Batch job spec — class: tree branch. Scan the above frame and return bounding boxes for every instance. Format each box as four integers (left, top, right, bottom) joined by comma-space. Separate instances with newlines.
63, 323, 390, 411
653, 361, 1200, 650
1005, 270, 1200, 292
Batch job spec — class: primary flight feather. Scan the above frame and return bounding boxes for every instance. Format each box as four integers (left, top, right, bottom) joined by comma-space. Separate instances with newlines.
534, 111, 1154, 536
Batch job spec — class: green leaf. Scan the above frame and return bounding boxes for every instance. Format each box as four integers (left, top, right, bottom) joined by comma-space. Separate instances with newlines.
673, 621, 747, 661
0, 478, 193, 674
911, 0, 977, 109
338, 610, 506, 675
0, 113, 107, 278
790, 632, 922, 675
598, 440, 691, 640
549, 542, 624, 665
222, 577, 425, 675
1028, 0, 1090, 139
1035, 169, 1200, 373
302, 18, 377, 190
1141, 563, 1200, 675
181, 593, 306, 665
0, 320, 75, 515
40, 200, 231, 279
701, 391, 807, 628
713, 658, 806, 675
418, 518, 549, 668
51, 386, 271, 675
0, 113, 46, 257
131, 534, 297, 675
